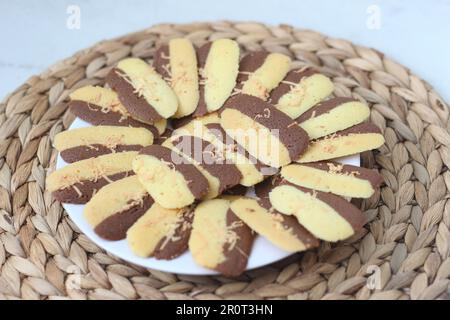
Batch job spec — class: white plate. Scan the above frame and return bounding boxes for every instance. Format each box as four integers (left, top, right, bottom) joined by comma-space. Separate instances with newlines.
57, 118, 360, 275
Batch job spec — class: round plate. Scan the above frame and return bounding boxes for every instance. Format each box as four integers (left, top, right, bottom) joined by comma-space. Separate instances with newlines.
58, 118, 360, 275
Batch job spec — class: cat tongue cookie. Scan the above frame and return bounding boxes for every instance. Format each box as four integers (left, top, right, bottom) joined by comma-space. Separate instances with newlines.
280, 162, 383, 199
69, 85, 166, 136
256, 176, 366, 242
154, 38, 199, 118
194, 39, 240, 117
296, 97, 370, 139
235, 51, 291, 100
127, 203, 194, 260
269, 68, 334, 119
46, 151, 137, 204
189, 198, 254, 277
132, 145, 209, 209
84, 176, 153, 240
297, 122, 385, 163
54, 126, 154, 163
220, 94, 309, 167
230, 197, 319, 252
106, 58, 178, 123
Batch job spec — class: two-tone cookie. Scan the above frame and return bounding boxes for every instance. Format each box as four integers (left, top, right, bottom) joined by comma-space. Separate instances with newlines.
164, 135, 242, 199
154, 38, 199, 118
269, 68, 334, 119
235, 51, 291, 100
46, 151, 137, 204
132, 145, 209, 208
106, 58, 178, 123
195, 39, 240, 116
280, 162, 383, 199
54, 126, 153, 163
297, 122, 385, 163
230, 197, 319, 252
296, 97, 370, 139
84, 176, 153, 240
220, 94, 309, 167
69, 86, 166, 136
127, 203, 194, 259
256, 176, 366, 242
189, 198, 254, 277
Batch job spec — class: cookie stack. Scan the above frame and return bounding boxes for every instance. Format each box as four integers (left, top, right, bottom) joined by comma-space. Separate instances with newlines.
46, 38, 385, 276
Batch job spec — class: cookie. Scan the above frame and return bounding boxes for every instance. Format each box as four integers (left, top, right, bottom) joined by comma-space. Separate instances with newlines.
154, 39, 199, 118
230, 197, 319, 252
173, 118, 268, 186
54, 126, 153, 163
46, 151, 137, 204
69, 85, 166, 135
220, 94, 309, 167
296, 97, 370, 139
106, 58, 178, 123
269, 68, 334, 119
195, 39, 240, 116
235, 51, 291, 100
281, 162, 383, 198
256, 176, 366, 242
297, 122, 385, 163
189, 198, 254, 277
127, 203, 194, 259
84, 176, 153, 240
164, 135, 242, 199
132, 145, 209, 208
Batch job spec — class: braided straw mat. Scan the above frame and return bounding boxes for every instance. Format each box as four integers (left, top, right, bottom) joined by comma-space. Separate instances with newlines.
0, 22, 449, 300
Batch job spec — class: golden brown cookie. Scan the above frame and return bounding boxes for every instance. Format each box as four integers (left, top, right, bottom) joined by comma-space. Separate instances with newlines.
84, 176, 153, 240
132, 145, 209, 208
194, 39, 240, 116
153, 38, 199, 118
220, 94, 309, 167
297, 122, 385, 163
46, 151, 137, 204
55, 126, 153, 163
127, 203, 194, 259
281, 162, 383, 198
189, 198, 254, 277
106, 58, 178, 123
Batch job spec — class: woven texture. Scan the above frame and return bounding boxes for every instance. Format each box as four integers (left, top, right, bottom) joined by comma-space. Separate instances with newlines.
0, 22, 449, 300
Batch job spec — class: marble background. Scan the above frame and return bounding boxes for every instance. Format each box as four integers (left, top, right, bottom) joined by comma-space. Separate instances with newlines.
1, 0, 449, 102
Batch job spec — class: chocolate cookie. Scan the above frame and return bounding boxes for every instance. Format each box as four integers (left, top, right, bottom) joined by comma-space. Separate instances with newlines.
106, 58, 178, 123
269, 68, 334, 119
164, 135, 242, 199
220, 94, 309, 167
230, 197, 319, 252
189, 198, 254, 277
194, 39, 240, 116
154, 38, 199, 118
235, 51, 291, 100
296, 97, 370, 139
256, 176, 366, 242
281, 162, 383, 199
297, 122, 385, 163
55, 126, 153, 163
132, 145, 209, 208
127, 203, 194, 259
69, 85, 166, 135
46, 151, 137, 204
84, 176, 153, 240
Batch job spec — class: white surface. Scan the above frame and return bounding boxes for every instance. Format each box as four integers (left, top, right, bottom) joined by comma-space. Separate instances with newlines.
0, 0, 450, 103
57, 118, 359, 275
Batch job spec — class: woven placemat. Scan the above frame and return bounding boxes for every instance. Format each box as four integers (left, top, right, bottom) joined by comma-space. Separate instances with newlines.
0, 21, 449, 300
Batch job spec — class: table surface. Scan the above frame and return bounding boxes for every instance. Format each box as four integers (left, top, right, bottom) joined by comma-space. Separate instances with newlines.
1, 0, 449, 102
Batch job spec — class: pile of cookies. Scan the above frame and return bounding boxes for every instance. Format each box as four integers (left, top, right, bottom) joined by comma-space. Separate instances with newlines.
46, 38, 385, 276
